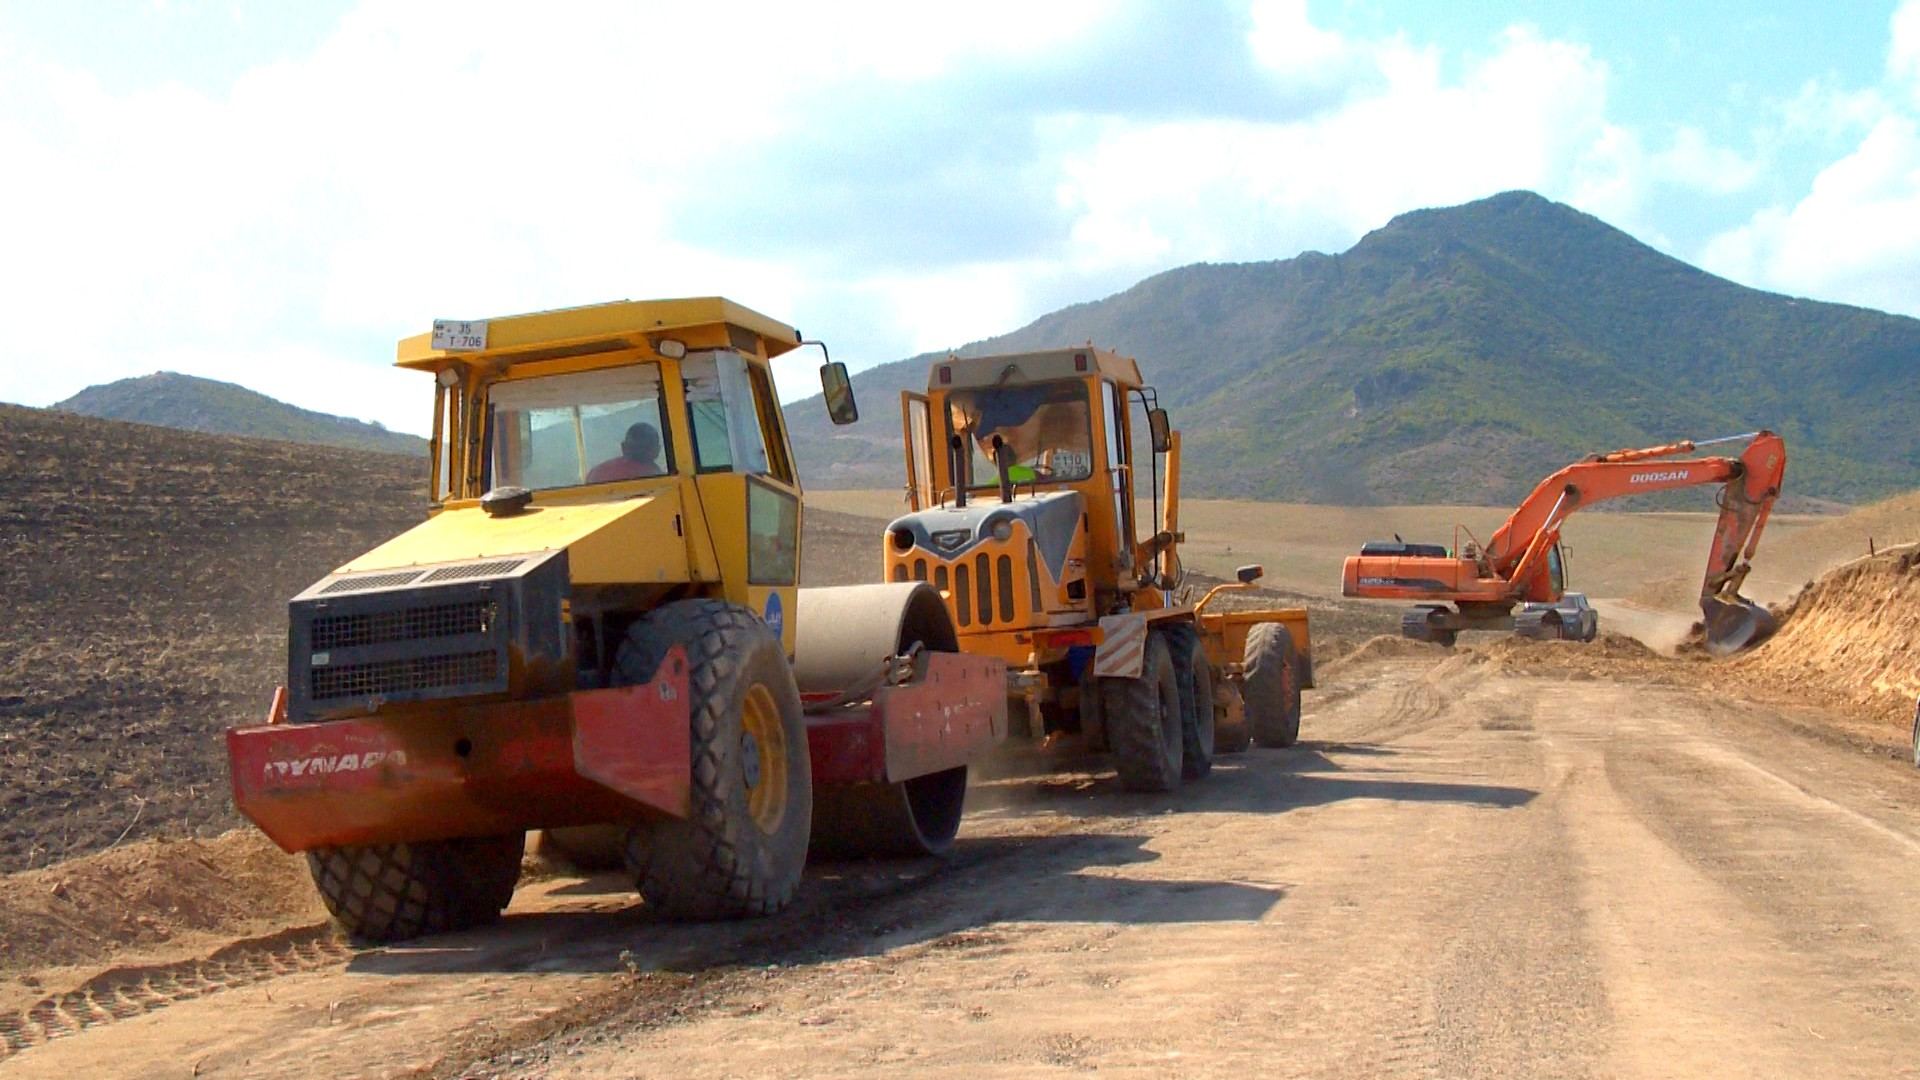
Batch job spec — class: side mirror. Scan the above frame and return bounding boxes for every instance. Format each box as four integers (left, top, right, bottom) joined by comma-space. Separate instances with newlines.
821, 361, 858, 426
1148, 407, 1172, 454
1235, 564, 1264, 585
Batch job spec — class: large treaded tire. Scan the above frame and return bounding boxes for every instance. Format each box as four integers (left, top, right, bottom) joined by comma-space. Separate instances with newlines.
617, 599, 812, 920
1102, 631, 1184, 792
1165, 625, 1216, 780
306, 833, 524, 943
1244, 622, 1303, 748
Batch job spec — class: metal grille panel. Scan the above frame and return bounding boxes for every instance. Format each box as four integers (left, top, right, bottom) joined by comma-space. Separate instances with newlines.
311, 601, 494, 651
319, 571, 422, 595
311, 651, 499, 701
420, 559, 525, 584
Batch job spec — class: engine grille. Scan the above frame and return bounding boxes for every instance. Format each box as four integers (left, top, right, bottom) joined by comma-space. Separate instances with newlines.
311, 600, 494, 651
287, 551, 569, 722
893, 552, 1021, 628
311, 651, 500, 701
319, 570, 423, 594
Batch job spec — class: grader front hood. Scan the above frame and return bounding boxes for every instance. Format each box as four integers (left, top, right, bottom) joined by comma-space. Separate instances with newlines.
340, 489, 689, 586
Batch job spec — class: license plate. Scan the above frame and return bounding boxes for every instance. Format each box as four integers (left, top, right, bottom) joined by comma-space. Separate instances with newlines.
432, 319, 488, 351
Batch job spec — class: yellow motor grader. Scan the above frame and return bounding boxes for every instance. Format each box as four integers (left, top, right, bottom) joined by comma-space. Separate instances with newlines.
881, 346, 1313, 790
226, 298, 1005, 941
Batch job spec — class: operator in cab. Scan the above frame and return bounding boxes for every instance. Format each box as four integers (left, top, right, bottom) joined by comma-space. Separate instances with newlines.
586, 422, 665, 483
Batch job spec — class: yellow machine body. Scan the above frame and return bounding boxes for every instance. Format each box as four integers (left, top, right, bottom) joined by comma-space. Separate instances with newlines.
884, 346, 1312, 745
387, 296, 807, 652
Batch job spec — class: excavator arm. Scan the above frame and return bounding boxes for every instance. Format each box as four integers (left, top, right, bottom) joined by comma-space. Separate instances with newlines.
1342, 431, 1786, 655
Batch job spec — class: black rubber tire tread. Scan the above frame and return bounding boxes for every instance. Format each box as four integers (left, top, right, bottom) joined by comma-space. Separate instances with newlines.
306, 833, 524, 943
1244, 622, 1303, 748
1165, 625, 1216, 779
1102, 631, 1184, 792
618, 598, 812, 921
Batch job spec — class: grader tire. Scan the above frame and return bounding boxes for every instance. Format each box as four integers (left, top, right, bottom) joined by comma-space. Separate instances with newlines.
1102, 631, 1184, 792
617, 599, 812, 920
1165, 625, 1216, 780
306, 833, 524, 943
1245, 622, 1303, 748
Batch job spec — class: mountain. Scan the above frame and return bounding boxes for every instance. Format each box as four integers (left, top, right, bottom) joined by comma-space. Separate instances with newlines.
786, 191, 1919, 506
55, 372, 426, 457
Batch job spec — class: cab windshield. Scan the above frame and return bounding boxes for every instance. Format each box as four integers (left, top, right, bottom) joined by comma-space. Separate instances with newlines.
947, 382, 1093, 487
487, 364, 672, 491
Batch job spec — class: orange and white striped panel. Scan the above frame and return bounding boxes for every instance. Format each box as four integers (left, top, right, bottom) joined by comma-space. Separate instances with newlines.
1093, 613, 1148, 678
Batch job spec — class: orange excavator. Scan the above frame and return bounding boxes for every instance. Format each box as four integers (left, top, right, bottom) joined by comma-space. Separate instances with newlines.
1341, 431, 1787, 656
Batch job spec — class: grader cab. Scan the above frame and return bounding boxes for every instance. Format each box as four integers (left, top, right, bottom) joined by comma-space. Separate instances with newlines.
225, 298, 1005, 942
882, 347, 1314, 791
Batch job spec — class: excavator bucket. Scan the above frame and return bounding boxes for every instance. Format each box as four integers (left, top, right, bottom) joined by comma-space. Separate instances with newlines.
1700, 596, 1776, 657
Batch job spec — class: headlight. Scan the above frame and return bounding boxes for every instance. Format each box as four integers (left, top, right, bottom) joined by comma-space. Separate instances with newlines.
990, 519, 1013, 542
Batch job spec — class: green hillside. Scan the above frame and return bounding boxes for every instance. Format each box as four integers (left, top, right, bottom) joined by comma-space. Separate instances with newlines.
55, 372, 426, 458
787, 191, 1918, 506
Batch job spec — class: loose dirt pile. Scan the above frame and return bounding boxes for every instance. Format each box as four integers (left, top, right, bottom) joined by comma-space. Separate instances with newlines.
0, 830, 320, 989
1474, 631, 1667, 681
1320, 634, 1451, 675
1733, 544, 1920, 735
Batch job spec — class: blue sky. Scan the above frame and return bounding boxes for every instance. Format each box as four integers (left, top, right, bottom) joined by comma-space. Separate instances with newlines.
1, 1, 1915, 433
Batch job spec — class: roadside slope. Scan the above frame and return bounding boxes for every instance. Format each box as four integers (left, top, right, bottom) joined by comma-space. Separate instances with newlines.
1736, 543, 1920, 733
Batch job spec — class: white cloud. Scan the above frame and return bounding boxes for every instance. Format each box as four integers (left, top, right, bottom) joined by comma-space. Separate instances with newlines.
1702, 115, 1920, 315
1054, 26, 1655, 266
1697, 4, 1920, 317
1893, 0, 1920, 96
0, 0, 1852, 437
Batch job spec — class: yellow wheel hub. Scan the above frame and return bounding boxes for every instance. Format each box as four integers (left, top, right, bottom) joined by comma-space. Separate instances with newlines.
740, 682, 789, 834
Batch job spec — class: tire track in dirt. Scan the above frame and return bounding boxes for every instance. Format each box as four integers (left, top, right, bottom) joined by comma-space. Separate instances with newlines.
0, 804, 1126, 1078
0, 924, 353, 1061
1598, 709, 1920, 1038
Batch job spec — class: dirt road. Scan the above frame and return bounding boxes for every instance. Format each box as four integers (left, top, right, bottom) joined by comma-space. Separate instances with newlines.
6, 647, 1919, 1079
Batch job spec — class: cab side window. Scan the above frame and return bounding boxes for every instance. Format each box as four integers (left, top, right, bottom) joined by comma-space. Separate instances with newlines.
683, 351, 772, 475
747, 364, 795, 484
683, 351, 798, 584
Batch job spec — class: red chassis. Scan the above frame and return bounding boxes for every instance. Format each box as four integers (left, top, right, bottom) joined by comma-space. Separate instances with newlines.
228, 648, 1006, 854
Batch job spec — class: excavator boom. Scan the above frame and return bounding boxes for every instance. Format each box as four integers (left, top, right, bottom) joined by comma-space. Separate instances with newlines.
1341, 431, 1787, 654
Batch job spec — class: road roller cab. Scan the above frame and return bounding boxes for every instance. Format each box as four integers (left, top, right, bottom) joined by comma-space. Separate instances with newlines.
226, 298, 1005, 942
884, 347, 1314, 794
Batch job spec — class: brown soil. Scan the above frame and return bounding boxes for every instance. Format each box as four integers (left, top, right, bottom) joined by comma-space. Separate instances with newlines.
7, 405, 1920, 1077
1733, 543, 1920, 735
0, 405, 423, 873
0, 830, 320, 997
1319, 633, 1452, 674
10, 645, 1920, 1078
